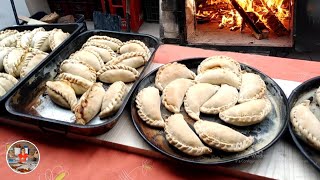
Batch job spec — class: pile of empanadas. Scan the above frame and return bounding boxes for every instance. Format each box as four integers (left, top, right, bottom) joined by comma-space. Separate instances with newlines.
290, 87, 320, 151
0, 28, 70, 97
135, 55, 272, 156
45, 35, 151, 125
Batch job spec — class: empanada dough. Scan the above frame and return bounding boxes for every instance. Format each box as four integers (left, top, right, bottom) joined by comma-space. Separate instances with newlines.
87, 35, 123, 51
164, 114, 212, 156
20, 51, 48, 78
49, 28, 70, 50
60, 59, 96, 82
219, 98, 272, 126
106, 51, 148, 69
135, 86, 164, 128
194, 120, 254, 152
97, 65, 139, 83
197, 56, 241, 75
238, 72, 266, 103
3, 48, 27, 77
82, 42, 116, 63
0, 73, 18, 93
119, 40, 150, 57
46, 80, 77, 110
58, 73, 93, 95
70, 49, 104, 71
31, 31, 50, 51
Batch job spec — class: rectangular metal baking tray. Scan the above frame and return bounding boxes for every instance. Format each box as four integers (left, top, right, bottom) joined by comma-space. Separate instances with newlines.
0, 23, 86, 108
5, 30, 160, 136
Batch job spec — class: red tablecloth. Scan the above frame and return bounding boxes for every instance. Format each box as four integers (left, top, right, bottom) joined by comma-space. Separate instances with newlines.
1, 45, 320, 179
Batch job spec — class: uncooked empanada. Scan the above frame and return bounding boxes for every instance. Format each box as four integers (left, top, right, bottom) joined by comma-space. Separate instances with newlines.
119, 40, 150, 57
60, 59, 96, 82
164, 114, 212, 156
106, 52, 148, 69
49, 28, 70, 50
87, 35, 123, 51
201, 84, 238, 114
194, 120, 254, 152
99, 81, 127, 118
0, 47, 14, 71
184, 83, 220, 121
219, 98, 272, 126
290, 100, 320, 150
18, 27, 44, 49
195, 68, 241, 89
135, 86, 164, 128
20, 51, 48, 78
69, 49, 104, 71
197, 56, 241, 75
31, 31, 50, 51
0, 73, 18, 93
238, 72, 266, 103
58, 73, 93, 95
162, 78, 196, 113
0, 30, 18, 41
3, 48, 27, 77
82, 42, 116, 63
97, 65, 139, 83
0, 33, 21, 47
155, 62, 196, 91
74, 83, 105, 125
46, 80, 77, 110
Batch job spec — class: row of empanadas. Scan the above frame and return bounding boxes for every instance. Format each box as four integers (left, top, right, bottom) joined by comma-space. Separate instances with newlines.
0, 73, 18, 96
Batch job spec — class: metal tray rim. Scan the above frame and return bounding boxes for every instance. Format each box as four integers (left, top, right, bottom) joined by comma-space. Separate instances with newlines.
130, 57, 289, 165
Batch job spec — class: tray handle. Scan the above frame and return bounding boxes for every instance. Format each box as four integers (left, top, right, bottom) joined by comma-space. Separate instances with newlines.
38, 121, 68, 135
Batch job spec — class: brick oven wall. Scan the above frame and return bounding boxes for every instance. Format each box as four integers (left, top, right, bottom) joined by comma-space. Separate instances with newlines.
160, 0, 181, 42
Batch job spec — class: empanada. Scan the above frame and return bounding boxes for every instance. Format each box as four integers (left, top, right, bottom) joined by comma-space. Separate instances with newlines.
18, 27, 44, 49
0, 47, 14, 71
219, 98, 272, 126
162, 78, 196, 113
119, 40, 150, 57
164, 114, 212, 156
69, 49, 104, 71
60, 59, 96, 82
155, 62, 196, 91
58, 73, 93, 95
0, 73, 18, 93
82, 42, 116, 63
49, 28, 70, 50
194, 120, 254, 152
195, 68, 241, 89
87, 35, 123, 51
106, 52, 148, 69
0, 30, 18, 41
99, 81, 127, 118
0, 33, 21, 47
3, 48, 27, 77
184, 83, 220, 121
135, 86, 164, 128
20, 51, 48, 78
290, 100, 320, 150
201, 84, 238, 114
31, 31, 50, 51
97, 65, 139, 83
74, 83, 105, 125
238, 72, 266, 103
46, 80, 77, 110
197, 56, 241, 75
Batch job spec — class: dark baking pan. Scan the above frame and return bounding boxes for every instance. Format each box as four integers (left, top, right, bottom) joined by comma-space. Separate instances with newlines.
0, 23, 85, 109
5, 30, 160, 136
130, 57, 288, 164
288, 76, 320, 171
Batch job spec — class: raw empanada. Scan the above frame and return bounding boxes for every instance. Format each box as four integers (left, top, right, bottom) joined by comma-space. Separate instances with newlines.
18, 27, 44, 49
194, 120, 254, 152
0, 33, 21, 47
155, 62, 196, 91
31, 31, 50, 51
219, 98, 272, 126
69, 49, 104, 71
201, 84, 238, 114
106, 52, 148, 69
58, 73, 93, 95
74, 83, 105, 125
119, 40, 150, 57
0, 73, 18, 93
184, 83, 220, 121
0, 30, 18, 41
290, 100, 320, 150
0, 47, 14, 71
197, 56, 241, 75
97, 65, 139, 83
48, 28, 70, 50
60, 59, 96, 82
87, 35, 123, 51
316, 87, 320, 106
46, 80, 77, 110
162, 78, 196, 113
135, 86, 164, 128
195, 68, 241, 89
238, 72, 266, 103
99, 81, 127, 118
3, 48, 27, 77
20, 51, 48, 78
82, 42, 116, 63
164, 114, 212, 156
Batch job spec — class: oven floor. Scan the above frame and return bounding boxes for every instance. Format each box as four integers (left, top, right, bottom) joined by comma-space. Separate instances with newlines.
188, 23, 293, 47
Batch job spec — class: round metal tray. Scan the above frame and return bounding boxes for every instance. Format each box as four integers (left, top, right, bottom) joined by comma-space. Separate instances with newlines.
130, 58, 288, 164
288, 76, 320, 171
